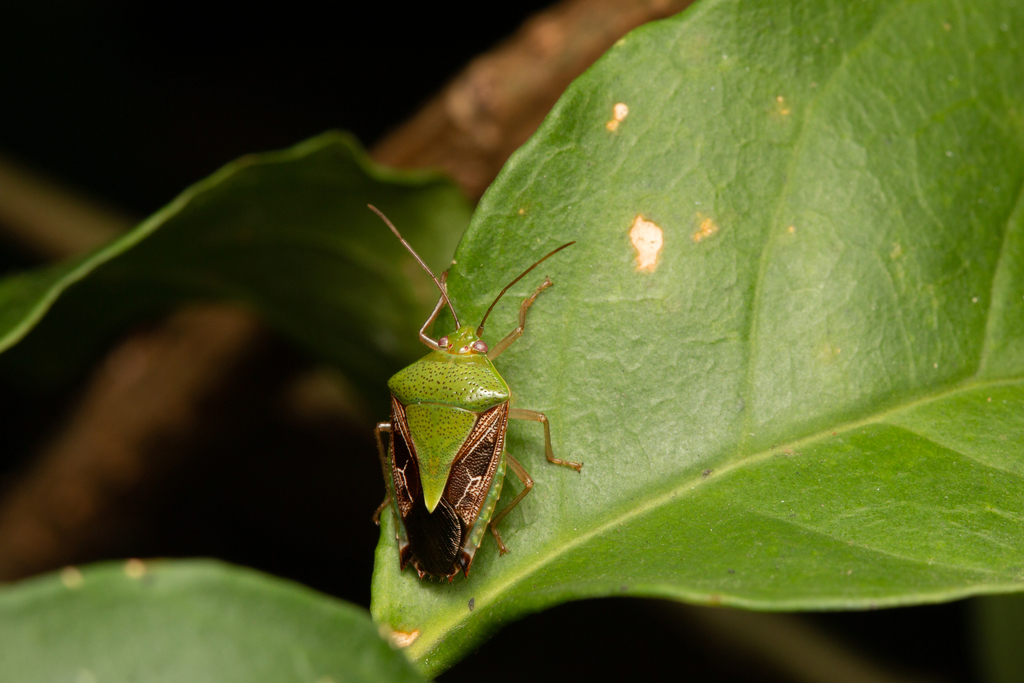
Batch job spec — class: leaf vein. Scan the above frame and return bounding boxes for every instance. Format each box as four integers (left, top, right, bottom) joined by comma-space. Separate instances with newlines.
749, 509, 1006, 575
740, 0, 916, 447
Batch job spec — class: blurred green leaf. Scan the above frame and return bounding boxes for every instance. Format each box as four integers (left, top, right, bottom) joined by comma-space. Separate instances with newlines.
0, 132, 471, 399
0, 560, 425, 683
370, 0, 1024, 675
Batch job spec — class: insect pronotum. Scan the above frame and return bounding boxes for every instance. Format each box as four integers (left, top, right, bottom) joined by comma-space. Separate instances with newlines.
370, 205, 582, 581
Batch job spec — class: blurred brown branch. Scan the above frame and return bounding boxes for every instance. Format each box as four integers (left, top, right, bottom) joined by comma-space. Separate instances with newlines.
0, 155, 133, 260
375, 0, 689, 198
0, 306, 263, 578
0, 0, 692, 582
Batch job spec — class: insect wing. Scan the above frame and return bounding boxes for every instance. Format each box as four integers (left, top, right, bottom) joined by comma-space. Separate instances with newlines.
447, 402, 508, 528
388, 398, 421, 519
390, 396, 464, 577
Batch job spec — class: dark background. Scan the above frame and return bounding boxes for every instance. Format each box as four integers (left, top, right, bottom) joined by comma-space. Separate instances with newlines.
0, 2, 978, 681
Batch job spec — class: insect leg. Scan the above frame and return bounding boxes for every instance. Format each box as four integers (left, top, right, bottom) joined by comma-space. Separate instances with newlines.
373, 421, 393, 525
508, 408, 583, 471
489, 454, 534, 554
418, 271, 450, 350
487, 277, 552, 360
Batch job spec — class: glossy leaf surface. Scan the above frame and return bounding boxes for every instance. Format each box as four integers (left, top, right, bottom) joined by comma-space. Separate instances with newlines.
0, 561, 425, 683
0, 133, 470, 396
370, 0, 1024, 675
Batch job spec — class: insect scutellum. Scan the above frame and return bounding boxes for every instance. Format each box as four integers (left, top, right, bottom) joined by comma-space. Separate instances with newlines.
368, 205, 581, 581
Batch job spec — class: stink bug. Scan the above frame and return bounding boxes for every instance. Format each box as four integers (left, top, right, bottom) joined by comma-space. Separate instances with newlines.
369, 205, 581, 581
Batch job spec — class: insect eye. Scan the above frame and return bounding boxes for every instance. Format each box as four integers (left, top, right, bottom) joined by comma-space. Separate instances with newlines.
471, 340, 489, 354
437, 336, 449, 349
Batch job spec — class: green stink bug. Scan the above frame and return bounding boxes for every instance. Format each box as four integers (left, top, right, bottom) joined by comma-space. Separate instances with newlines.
369, 205, 581, 581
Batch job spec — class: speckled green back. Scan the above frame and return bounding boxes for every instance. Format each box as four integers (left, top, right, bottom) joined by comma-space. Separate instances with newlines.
388, 351, 510, 412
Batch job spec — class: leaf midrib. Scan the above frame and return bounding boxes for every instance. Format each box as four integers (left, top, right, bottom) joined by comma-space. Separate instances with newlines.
409, 373, 1024, 662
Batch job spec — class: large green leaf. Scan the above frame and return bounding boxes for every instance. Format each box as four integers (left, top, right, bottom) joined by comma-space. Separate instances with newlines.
0, 132, 470, 397
0, 560, 425, 682
371, 0, 1024, 675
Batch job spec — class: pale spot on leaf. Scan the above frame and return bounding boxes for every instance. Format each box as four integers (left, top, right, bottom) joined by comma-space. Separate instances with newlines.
389, 629, 421, 648
606, 102, 629, 131
124, 558, 146, 579
787, 225, 796, 234
775, 95, 791, 116
817, 340, 842, 364
693, 217, 719, 243
61, 566, 83, 589
629, 215, 663, 272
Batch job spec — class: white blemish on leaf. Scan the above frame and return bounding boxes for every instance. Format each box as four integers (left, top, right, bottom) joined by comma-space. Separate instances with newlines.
389, 629, 421, 648
606, 102, 629, 131
629, 215, 663, 272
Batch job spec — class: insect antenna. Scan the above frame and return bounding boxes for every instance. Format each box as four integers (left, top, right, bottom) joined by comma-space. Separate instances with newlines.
477, 241, 575, 337
369, 204, 460, 327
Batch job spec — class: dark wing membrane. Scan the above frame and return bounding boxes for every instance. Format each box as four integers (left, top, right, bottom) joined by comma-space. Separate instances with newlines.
389, 397, 421, 519
445, 402, 508, 528
402, 496, 462, 576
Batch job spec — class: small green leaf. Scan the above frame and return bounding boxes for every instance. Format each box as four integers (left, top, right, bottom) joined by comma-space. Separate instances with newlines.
0, 560, 425, 683
371, 0, 1024, 675
0, 132, 471, 397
